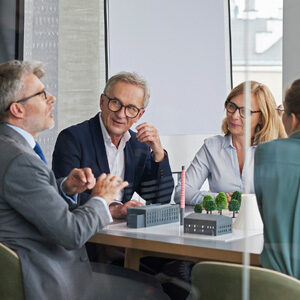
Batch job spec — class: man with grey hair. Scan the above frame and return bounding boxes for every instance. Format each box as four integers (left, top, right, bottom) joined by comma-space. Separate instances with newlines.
0, 60, 169, 299
53, 72, 174, 219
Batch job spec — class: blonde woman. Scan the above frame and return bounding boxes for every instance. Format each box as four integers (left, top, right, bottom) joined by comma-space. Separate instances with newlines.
175, 81, 286, 205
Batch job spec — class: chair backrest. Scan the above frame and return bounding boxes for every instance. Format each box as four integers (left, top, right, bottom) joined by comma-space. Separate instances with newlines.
189, 261, 300, 300
0, 242, 25, 300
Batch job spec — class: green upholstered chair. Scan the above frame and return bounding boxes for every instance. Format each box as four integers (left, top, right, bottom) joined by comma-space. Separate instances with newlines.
0, 242, 25, 300
188, 261, 300, 300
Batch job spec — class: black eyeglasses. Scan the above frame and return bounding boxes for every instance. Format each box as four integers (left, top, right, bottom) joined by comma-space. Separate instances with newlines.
5, 89, 48, 111
225, 100, 261, 118
104, 94, 143, 118
276, 106, 285, 112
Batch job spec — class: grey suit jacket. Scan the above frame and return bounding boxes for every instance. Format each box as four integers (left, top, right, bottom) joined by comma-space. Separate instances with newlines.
0, 124, 112, 300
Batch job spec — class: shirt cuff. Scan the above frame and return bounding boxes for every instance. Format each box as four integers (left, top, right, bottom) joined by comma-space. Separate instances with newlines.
109, 201, 123, 206
60, 177, 78, 205
92, 196, 113, 223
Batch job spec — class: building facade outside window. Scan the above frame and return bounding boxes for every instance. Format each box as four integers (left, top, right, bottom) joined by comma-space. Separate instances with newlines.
230, 0, 283, 104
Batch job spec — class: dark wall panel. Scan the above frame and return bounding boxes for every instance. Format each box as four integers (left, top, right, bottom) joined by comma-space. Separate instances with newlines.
0, 0, 23, 63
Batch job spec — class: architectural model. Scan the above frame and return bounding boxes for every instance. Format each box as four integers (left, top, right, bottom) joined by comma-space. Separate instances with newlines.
184, 213, 232, 236
127, 204, 180, 228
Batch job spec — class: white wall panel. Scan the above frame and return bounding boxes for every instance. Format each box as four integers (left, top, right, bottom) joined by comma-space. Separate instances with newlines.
283, 0, 300, 91
107, 0, 231, 135
24, 0, 58, 164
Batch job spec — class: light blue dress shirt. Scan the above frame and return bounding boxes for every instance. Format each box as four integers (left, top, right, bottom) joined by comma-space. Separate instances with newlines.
175, 135, 256, 205
6, 123, 36, 148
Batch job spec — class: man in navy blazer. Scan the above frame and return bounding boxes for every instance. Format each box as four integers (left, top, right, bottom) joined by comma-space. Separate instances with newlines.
52, 72, 174, 218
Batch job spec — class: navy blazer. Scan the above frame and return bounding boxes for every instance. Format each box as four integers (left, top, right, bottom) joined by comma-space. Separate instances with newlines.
52, 114, 174, 208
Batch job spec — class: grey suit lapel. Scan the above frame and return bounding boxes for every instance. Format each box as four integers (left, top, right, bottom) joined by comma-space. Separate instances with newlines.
0, 123, 36, 157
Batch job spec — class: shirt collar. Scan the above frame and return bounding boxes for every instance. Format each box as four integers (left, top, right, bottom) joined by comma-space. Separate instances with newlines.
6, 123, 36, 149
223, 134, 256, 149
99, 113, 131, 145
223, 134, 234, 149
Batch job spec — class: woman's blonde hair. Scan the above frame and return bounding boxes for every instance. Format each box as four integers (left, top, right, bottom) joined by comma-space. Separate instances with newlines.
221, 81, 287, 145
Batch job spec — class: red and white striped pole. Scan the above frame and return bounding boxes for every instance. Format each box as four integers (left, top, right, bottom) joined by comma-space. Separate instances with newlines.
180, 165, 185, 225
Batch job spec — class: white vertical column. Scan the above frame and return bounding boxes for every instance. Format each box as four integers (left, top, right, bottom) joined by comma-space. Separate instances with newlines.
242, 2, 251, 300
23, 0, 59, 164
58, 0, 106, 132
283, 0, 300, 91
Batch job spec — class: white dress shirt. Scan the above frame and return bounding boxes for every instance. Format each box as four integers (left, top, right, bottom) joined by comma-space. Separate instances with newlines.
175, 135, 256, 205
99, 113, 131, 202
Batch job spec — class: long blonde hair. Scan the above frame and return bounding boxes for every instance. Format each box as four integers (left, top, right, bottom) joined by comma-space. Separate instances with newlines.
222, 81, 287, 145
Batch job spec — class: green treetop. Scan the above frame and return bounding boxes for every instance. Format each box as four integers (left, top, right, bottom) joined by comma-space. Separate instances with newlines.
203, 199, 216, 214
231, 191, 242, 204
228, 199, 240, 218
215, 192, 227, 215
194, 203, 202, 213
202, 195, 213, 208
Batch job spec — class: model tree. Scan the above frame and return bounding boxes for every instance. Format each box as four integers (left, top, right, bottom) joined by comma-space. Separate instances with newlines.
194, 203, 202, 213
203, 199, 216, 214
215, 192, 227, 215
228, 199, 240, 218
231, 191, 242, 204
202, 195, 213, 208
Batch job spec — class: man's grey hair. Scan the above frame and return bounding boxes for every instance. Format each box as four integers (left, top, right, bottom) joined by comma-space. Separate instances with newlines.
0, 60, 45, 121
103, 72, 150, 108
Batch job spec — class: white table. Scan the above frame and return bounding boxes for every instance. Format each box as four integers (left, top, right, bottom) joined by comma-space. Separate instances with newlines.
89, 208, 263, 271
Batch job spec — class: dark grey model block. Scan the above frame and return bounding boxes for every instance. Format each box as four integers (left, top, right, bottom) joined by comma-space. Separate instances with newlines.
127, 214, 145, 228
127, 204, 179, 228
184, 213, 232, 236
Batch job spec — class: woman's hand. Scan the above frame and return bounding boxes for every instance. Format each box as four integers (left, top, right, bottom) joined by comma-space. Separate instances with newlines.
225, 192, 233, 202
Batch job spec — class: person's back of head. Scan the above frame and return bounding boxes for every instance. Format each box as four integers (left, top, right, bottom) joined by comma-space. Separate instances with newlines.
283, 79, 300, 135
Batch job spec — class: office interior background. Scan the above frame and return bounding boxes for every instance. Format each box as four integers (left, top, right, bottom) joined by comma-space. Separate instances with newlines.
0, 0, 299, 297
1, 0, 293, 166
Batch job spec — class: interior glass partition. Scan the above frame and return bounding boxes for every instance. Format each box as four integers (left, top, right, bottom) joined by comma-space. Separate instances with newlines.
230, 1, 284, 300
2, 0, 298, 299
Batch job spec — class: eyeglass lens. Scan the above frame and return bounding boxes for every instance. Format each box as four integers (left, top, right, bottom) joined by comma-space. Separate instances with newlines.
108, 99, 139, 118
226, 101, 246, 117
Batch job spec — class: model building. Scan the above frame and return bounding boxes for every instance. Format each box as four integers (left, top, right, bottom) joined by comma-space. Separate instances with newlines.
127, 204, 179, 228
184, 213, 232, 236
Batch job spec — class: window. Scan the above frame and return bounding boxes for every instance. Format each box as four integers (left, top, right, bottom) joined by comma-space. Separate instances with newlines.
230, 0, 283, 104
